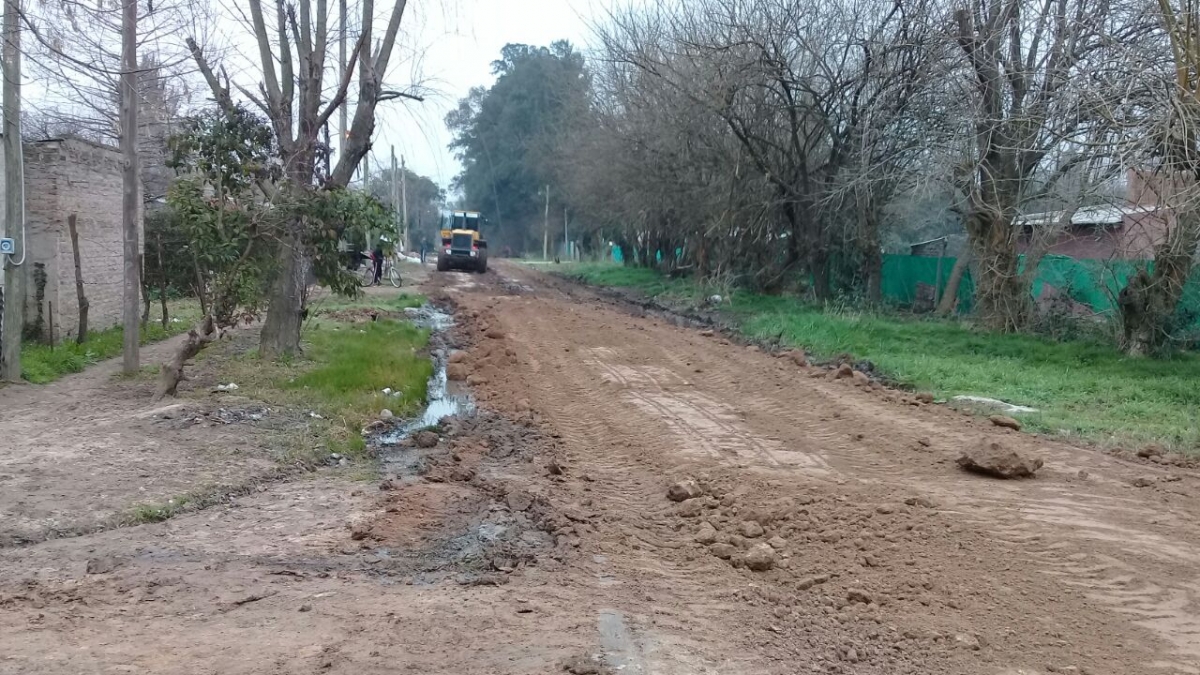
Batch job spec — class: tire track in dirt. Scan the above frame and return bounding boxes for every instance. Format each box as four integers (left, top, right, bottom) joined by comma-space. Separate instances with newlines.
518, 266, 1200, 674
466, 262, 1200, 674
464, 295, 777, 673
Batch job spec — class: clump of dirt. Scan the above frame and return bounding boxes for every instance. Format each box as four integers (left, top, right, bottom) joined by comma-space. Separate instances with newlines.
957, 439, 1044, 478
988, 414, 1022, 431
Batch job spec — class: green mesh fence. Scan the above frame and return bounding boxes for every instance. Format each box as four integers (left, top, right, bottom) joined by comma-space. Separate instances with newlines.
881, 254, 974, 313
882, 253, 1200, 333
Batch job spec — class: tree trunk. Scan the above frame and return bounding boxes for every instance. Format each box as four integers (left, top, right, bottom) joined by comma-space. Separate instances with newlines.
139, 253, 150, 327
67, 214, 89, 343
259, 230, 305, 358
157, 232, 168, 329
192, 252, 208, 316
1119, 207, 1200, 355
811, 250, 832, 301
864, 247, 883, 305
937, 253, 972, 316
119, 0, 139, 375
154, 315, 217, 400
965, 209, 1029, 331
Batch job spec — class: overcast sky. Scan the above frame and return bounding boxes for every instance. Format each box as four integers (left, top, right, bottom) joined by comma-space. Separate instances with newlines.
369, 0, 602, 191
19, 0, 607, 194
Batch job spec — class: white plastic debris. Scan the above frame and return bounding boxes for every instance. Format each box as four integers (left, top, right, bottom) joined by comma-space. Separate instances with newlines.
309, 411, 324, 419
215, 383, 239, 391
382, 387, 393, 395
950, 395, 1038, 413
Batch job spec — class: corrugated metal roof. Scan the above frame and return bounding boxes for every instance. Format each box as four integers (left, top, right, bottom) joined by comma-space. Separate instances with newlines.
1016, 204, 1158, 227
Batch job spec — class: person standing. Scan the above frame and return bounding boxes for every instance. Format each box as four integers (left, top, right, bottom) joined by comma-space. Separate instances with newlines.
372, 241, 384, 285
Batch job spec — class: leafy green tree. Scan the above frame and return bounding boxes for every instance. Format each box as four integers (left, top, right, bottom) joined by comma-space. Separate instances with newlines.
167, 105, 391, 327
446, 41, 591, 252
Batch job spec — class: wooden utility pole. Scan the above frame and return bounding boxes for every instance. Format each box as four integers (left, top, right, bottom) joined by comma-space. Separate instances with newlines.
542, 185, 550, 261
1, 0, 24, 382
389, 147, 398, 250
338, 0, 347, 153
119, 0, 139, 374
400, 154, 408, 254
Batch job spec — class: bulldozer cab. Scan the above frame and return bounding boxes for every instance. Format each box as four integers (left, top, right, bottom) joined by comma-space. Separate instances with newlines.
436, 210, 490, 273
441, 211, 487, 252
443, 210, 481, 234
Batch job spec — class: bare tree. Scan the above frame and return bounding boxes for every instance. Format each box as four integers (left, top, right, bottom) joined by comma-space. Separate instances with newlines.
949, 0, 1149, 331
587, 0, 940, 297
187, 0, 413, 357
1117, 0, 1200, 354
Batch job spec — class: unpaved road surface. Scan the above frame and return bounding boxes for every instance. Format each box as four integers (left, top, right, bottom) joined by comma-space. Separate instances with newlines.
3, 261, 1200, 674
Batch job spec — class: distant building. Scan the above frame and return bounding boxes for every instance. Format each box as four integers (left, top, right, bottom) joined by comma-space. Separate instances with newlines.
1016, 169, 1171, 260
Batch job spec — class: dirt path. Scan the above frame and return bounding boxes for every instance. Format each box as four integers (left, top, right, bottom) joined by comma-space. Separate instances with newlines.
1, 261, 1198, 674
0, 328, 287, 545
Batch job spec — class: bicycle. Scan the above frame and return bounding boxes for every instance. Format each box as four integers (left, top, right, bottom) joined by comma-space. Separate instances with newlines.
358, 252, 401, 288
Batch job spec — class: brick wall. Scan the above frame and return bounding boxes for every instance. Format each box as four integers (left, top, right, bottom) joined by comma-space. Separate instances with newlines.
16, 138, 137, 341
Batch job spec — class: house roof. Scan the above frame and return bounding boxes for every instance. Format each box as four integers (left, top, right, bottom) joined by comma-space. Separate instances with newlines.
1016, 204, 1158, 228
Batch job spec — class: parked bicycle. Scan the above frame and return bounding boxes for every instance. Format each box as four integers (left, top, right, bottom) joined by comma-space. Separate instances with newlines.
358, 251, 401, 288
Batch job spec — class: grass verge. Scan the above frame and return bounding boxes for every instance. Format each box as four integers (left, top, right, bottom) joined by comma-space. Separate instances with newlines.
20, 299, 202, 384
214, 314, 433, 466
310, 290, 426, 314
560, 262, 1200, 451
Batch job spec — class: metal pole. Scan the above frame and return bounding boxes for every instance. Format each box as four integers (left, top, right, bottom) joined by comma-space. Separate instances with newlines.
564, 206, 569, 260
1, 0, 23, 381
543, 185, 550, 260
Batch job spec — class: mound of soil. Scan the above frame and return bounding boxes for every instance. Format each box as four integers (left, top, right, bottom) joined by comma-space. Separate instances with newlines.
957, 440, 1043, 479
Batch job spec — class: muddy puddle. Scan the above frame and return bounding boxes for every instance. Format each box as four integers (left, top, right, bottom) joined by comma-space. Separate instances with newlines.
374, 304, 475, 471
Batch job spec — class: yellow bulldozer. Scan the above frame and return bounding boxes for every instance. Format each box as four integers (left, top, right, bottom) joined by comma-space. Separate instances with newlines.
436, 210, 488, 273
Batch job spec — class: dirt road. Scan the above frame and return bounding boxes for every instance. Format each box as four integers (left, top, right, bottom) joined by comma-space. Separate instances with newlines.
2, 261, 1200, 674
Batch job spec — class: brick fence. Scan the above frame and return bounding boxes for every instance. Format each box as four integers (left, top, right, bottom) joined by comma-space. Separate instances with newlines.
0, 137, 137, 345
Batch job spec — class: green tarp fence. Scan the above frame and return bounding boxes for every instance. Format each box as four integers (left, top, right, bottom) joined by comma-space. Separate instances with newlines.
609, 246, 1200, 330
883, 253, 1200, 330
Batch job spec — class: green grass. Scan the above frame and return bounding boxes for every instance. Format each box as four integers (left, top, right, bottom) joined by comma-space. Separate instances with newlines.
125, 495, 194, 524
311, 290, 426, 313
562, 263, 1200, 451
290, 319, 432, 421
213, 316, 434, 466
20, 300, 201, 384
560, 263, 691, 297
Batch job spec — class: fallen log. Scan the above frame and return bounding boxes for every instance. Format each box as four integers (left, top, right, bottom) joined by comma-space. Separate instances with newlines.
153, 315, 218, 401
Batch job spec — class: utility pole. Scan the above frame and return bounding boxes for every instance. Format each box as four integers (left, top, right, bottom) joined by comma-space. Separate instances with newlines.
1, 0, 23, 382
389, 147, 398, 250
338, 0, 347, 155
543, 185, 550, 261
400, 154, 408, 254
120, 0, 139, 374
564, 206, 569, 260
